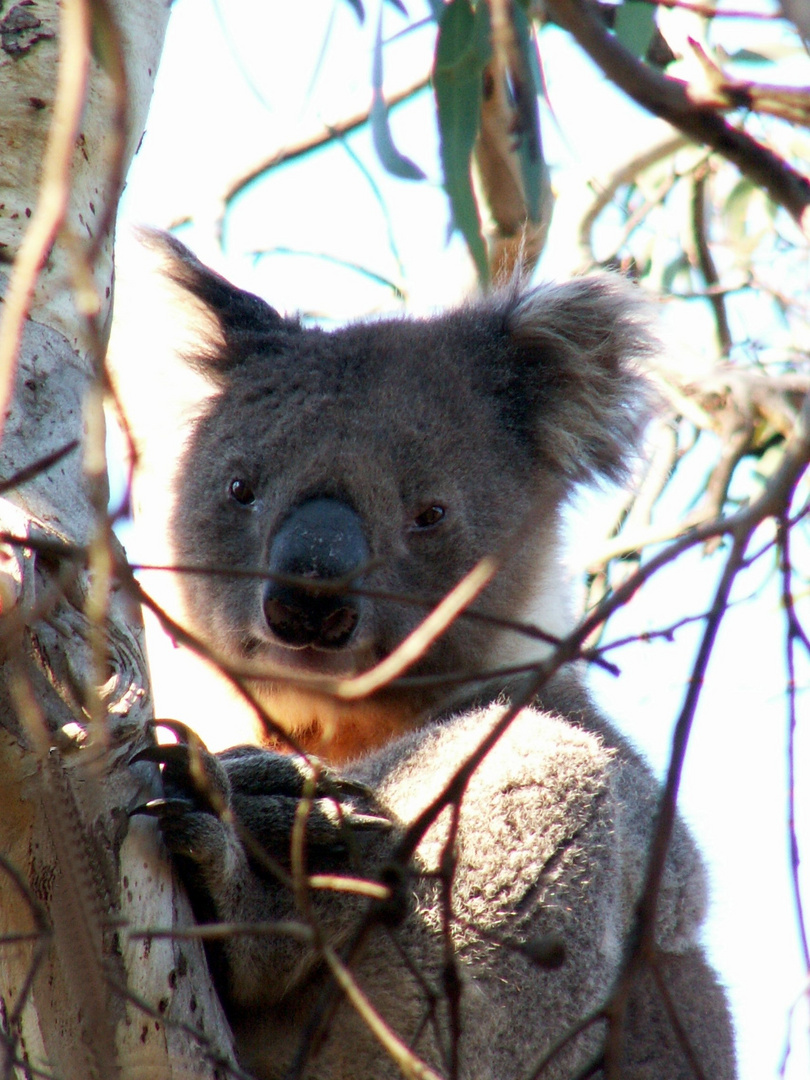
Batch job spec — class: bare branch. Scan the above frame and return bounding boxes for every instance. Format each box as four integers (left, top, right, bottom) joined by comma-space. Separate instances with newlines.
545, 0, 810, 234
689, 167, 732, 355
222, 74, 430, 211
777, 514, 810, 973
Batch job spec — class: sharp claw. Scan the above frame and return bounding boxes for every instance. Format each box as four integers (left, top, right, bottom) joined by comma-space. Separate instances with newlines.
129, 743, 191, 768
146, 718, 209, 749
329, 777, 376, 799
128, 796, 197, 819
345, 812, 392, 832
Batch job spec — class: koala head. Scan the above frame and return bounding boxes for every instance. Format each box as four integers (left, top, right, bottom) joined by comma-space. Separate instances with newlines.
152, 232, 654, 762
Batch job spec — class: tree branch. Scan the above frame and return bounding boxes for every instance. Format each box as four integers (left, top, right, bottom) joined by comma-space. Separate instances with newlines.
222, 75, 430, 211
545, 0, 810, 235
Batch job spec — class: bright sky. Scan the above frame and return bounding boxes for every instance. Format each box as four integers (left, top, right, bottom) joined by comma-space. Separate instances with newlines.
114, 3, 810, 1078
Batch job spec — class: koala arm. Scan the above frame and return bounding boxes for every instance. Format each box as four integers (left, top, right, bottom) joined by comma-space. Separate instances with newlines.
143, 705, 734, 1080
342, 701, 733, 1080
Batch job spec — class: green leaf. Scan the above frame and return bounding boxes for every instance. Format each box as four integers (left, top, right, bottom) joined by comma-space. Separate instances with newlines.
371, 15, 426, 181
614, 1, 656, 60
511, 3, 548, 225
433, 0, 492, 283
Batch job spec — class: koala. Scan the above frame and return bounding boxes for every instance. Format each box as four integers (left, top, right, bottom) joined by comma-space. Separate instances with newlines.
137, 232, 736, 1080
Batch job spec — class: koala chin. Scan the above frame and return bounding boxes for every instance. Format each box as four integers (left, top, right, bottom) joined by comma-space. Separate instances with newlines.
138, 230, 737, 1080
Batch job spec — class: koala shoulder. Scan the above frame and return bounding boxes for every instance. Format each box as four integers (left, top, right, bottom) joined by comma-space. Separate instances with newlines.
347, 697, 708, 957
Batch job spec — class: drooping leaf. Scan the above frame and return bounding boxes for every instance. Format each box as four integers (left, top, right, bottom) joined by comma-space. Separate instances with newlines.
371, 13, 426, 181
614, 1, 656, 60
342, 0, 365, 24
511, 3, 547, 225
433, 0, 492, 283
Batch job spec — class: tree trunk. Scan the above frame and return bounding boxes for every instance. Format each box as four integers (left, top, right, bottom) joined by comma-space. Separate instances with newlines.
0, 2, 238, 1076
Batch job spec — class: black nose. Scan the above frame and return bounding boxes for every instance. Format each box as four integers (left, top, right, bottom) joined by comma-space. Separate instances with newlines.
263, 498, 369, 649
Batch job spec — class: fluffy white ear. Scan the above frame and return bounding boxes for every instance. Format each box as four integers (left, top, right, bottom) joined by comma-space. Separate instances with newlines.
106, 229, 222, 569
106, 229, 266, 753
136, 229, 300, 381
107, 228, 295, 527
114, 230, 230, 378
108, 229, 221, 424
502, 274, 658, 483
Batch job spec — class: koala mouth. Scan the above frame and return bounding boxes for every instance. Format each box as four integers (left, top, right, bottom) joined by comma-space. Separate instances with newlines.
239, 632, 373, 680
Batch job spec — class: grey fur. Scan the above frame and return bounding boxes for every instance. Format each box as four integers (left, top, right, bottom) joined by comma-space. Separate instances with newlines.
145, 231, 736, 1079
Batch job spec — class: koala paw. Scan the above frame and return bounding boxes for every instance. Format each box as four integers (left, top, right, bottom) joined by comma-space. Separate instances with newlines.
130, 720, 391, 879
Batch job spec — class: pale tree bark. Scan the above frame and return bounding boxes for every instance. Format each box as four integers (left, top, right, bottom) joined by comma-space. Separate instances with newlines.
0, 2, 239, 1077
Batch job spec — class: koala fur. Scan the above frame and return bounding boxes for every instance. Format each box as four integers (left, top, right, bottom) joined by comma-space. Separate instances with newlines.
141, 232, 736, 1080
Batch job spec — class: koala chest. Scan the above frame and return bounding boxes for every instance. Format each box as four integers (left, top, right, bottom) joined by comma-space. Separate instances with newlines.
256, 684, 425, 765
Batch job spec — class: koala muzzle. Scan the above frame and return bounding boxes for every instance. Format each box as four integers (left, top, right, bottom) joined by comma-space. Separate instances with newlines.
263, 497, 369, 650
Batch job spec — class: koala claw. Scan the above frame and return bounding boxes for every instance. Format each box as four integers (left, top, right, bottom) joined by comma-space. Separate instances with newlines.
130, 742, 195, 768
130, 722, 392, 879
129, 795, 205, 818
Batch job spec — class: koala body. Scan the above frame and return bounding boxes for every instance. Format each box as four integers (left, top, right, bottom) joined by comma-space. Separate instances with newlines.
146, 233, 736, 1079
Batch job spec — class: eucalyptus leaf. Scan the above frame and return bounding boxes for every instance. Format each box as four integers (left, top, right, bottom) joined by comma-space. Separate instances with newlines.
614, 1, 656, 60
342, 0, 365, 24
511, 3, 548, 225
434, 0, 492, 282
371, 13, 426, 181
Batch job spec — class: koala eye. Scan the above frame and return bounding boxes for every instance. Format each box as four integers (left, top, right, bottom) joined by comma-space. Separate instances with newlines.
411, 504, 445, 531
228, 477, 256, 506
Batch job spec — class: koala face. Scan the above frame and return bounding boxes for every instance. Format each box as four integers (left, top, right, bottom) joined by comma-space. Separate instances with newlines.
156, 232, 652, 760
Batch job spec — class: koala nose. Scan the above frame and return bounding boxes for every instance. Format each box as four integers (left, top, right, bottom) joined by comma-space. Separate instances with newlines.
263, 498, 369, 650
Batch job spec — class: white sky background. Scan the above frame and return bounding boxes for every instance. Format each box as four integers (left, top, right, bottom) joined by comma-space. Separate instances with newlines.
113, 2, 810, 1078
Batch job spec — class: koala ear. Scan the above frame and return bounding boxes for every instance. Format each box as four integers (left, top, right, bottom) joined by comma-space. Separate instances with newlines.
136, 228, 300, 381
496, 275, 657, 484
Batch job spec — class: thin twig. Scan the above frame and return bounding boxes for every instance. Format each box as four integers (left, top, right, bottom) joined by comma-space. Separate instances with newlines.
777, 514, 810, 972
578, 133, 690, 262
105, 972, 252, 1080
222, 75, 431, 209
336, 556, 500, 700
0, 441, 79, 497
546, 0, 810, 234
690, 167, 732, 355
321, 943, 445, 1080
